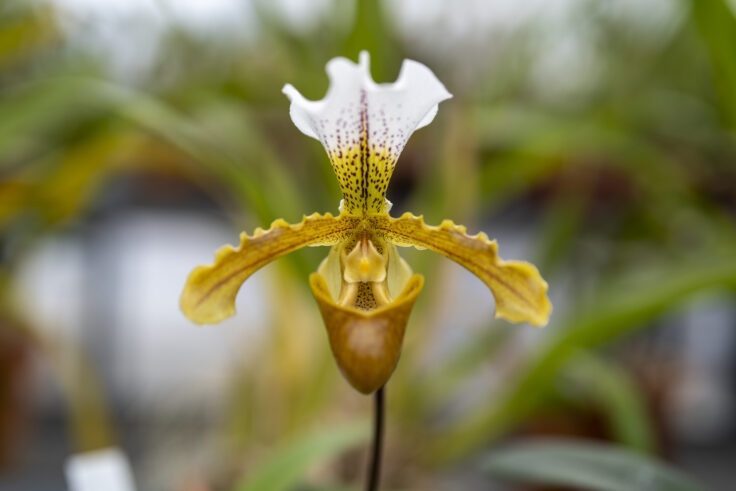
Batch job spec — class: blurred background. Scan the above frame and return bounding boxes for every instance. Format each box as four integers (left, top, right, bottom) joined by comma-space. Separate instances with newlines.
1, 0, 736, 489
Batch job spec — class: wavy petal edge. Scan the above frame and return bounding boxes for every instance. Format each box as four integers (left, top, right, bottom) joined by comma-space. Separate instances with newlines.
282, 51, 452, 214
371, 212, 552, 327
180, 212, 358, 325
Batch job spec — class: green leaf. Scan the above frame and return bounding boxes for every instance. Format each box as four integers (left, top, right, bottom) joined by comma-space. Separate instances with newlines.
0, 77, 102, 163
692, 0, 736, 129
482, 438, 704, 491
343, 0, 399, 82
232, 420, 370, 491
565, 354, 656, 453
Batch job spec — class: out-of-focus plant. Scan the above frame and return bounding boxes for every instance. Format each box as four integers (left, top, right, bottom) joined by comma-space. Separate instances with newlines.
232, 419, 369, 491
0, 1, 121, 457
482, 438, 704, 491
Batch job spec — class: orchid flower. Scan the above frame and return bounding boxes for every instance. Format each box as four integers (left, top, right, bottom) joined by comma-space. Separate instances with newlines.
180, 52, 551, 394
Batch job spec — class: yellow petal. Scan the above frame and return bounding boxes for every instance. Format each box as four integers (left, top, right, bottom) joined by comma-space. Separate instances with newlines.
310, 272, 424, 394
181, 213, 358, 325
371, 213, 552, 327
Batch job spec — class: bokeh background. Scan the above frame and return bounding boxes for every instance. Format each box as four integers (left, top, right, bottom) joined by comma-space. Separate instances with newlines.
1, 0, 736, 489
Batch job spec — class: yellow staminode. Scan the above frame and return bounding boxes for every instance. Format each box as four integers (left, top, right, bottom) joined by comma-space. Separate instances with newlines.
180, 52, 552, 394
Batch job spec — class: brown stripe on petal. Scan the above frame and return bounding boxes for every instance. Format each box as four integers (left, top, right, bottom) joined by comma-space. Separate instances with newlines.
180, 213, 359, 325
371, 213, 552, 327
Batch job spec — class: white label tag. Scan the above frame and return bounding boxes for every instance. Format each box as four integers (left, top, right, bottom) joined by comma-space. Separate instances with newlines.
65, 448, 136, 491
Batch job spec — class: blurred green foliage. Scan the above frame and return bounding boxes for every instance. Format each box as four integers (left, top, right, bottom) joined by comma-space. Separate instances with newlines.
483, 438, 704, 491
233, 419, 369, 491
1, 0, 735, 488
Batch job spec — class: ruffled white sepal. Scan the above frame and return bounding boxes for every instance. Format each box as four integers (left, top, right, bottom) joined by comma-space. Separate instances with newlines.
283, 51, 451, 214
283, 51, 450, 151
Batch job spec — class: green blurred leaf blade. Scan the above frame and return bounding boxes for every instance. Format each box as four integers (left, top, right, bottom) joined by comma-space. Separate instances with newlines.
482, 438, 704, 491
233, 420, 370, 491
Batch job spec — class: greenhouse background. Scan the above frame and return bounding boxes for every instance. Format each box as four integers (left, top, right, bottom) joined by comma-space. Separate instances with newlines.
1, 0, 735, 489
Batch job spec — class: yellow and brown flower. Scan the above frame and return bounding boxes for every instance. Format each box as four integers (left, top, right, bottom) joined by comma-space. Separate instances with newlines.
180, 52, 551, 394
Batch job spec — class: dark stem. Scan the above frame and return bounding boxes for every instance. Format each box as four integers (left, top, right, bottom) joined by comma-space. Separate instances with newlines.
366, 386, 385, 491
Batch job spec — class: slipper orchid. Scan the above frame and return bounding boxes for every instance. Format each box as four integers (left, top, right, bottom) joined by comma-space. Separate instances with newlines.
180, 52, 551, 394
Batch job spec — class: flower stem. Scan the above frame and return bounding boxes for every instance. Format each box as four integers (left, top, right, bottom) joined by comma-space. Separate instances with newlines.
366, 386, 385, 491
